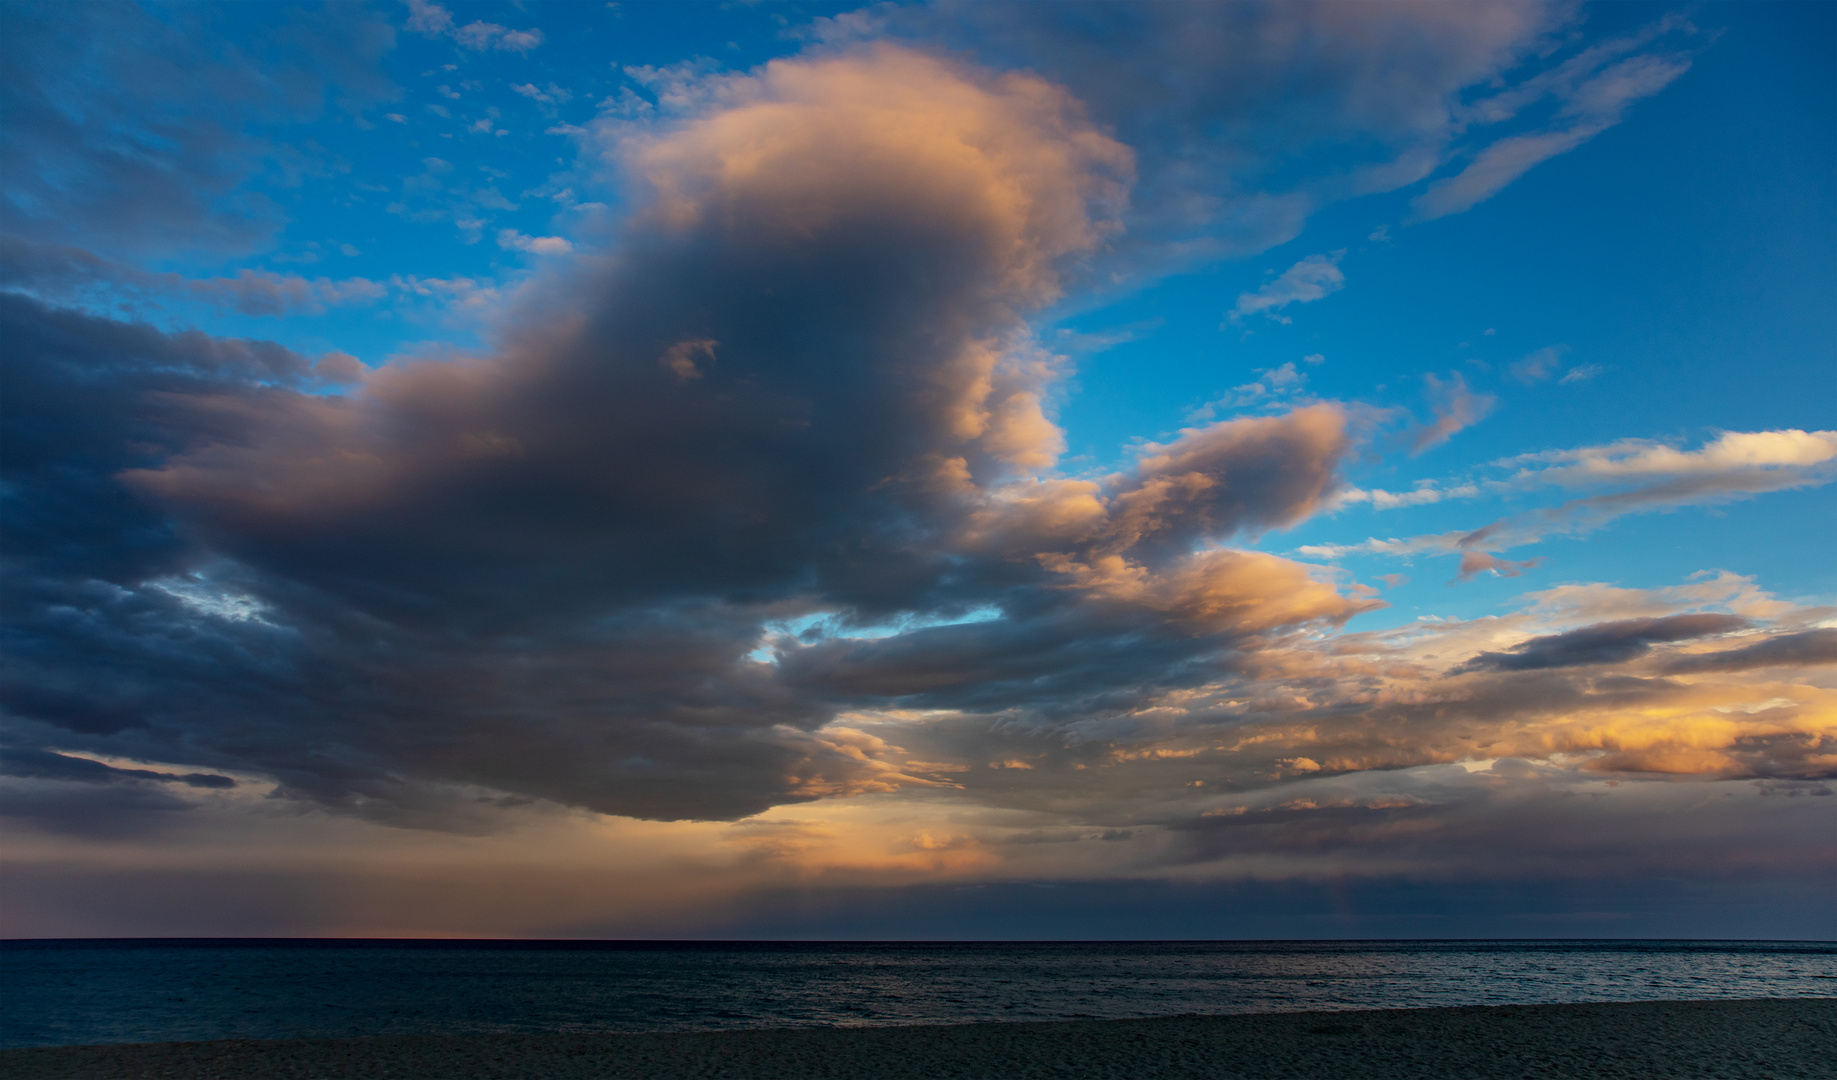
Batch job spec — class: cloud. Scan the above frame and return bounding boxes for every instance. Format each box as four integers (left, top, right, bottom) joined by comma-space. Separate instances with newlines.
1454, 614, 1749, 671
0, 234, 387, 317
861, 2, 1581, 275
384, 156, 526, 244
387, 273, 502, 314
1473, 429, 1837, 546
1413, 127, 1597, 221
7, 45, 1229, 829
1191, 361, 1306, 417
0, 46, 1399, 836
1333, 480, 1477, 513
1302, 429, 1837, 571
809, 571, 1837, 885
0, 2, 398, 259
1411, 24, 1695, 221
1102, 405, 1352, 556
513, 83, 573, 107
406, 0, 543, 53
1510, 345, 1568, 383
1662, 629, 1837, 675
1504, 429, 1837, 487
0, 748, 236, 789
1454, 551, 1543, 582
1407, 372, 1495, 454
811, 4, 1689, 284
1510, 345, 1602, 386
1228, 252, 1344, 324
1295, 531, 1471, 560
495, 229, 573, 255
403, 0, 452, 36
4, 19, 1830, 920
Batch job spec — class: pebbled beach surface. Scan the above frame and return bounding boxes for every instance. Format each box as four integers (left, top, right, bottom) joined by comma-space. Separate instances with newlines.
4, 998, 1832, 1080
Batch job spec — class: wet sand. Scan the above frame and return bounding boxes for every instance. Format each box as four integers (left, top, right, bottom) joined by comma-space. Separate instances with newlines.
4, 998, 1832, 1079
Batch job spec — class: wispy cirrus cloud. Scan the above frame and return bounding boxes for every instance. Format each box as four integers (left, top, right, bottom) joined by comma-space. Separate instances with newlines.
1227, 251, 1344, 324
1332, 481, 1478, 513
1501, 429, 1837, 488
1509, 345, 1568, 383
1509, 345, 1604, 386
0, 2, 399, 259
853, 1, 1585, 274
1411, 17, 1698, 221
1406, 372, 1495, 454
1453, 551, 1544, 582
1301, 428, 1837, 573
0, 234, 387, 317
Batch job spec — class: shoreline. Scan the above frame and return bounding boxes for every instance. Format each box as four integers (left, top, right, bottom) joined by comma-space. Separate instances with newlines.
4, 998, 1831, 1079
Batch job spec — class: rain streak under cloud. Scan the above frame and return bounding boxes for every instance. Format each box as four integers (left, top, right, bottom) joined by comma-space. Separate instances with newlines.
1, 0, 1833, 939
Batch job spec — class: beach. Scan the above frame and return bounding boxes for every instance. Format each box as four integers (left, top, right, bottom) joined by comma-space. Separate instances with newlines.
4, 998, 1831, 1079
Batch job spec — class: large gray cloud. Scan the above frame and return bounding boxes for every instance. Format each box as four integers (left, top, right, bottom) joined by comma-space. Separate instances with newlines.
2, 47, 1375, 832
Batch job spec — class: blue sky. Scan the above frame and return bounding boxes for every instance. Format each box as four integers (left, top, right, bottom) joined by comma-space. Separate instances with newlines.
2, 1, 1833, 939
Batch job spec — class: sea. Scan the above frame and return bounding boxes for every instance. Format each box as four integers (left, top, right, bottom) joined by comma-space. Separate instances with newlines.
2, 939, 1832, 1049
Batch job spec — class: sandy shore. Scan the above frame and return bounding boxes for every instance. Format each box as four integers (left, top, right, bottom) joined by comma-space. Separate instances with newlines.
4, 998, 1832, 1079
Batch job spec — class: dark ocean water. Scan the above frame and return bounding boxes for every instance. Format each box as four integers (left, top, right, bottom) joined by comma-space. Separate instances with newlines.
2, 939, 1832, 1049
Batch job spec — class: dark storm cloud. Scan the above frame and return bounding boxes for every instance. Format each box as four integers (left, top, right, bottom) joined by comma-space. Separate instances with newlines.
122, 46, 1129, 624
1453, 614, 1749, 672
3, 46, 1381, 831
0, 0, 397, 260
0, 291, 349, 591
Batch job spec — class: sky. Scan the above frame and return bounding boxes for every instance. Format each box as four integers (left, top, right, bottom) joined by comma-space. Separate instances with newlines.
2, 0, 1833, 940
